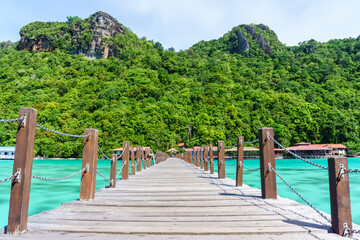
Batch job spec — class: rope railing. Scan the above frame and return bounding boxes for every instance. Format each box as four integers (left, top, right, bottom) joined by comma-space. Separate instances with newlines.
243, 138, 259, 144
0, 170, 21, 184
0, 175, 13, 183
224, 143, 237, 149
241, 163, 260, 171
117, 145, 127, 160
116, 161, 127, 179
36, 124, 90, 138
32, 166, 88, 181
347, 169, 360, 173
96, 171, 112, 184
0, 118, 20, 124
268, 133, 328, 170
223, 162, 237, 166
98, 145, 111, 160
268, 164, 331, 223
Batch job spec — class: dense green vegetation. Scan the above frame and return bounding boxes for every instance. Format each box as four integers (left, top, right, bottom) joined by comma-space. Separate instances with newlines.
1, 16, 360, 157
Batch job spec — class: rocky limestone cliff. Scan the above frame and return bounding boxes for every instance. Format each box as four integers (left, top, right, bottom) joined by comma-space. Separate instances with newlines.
228, 24, 273, 55
18, 11, 125, 59
18, 36, 53, 52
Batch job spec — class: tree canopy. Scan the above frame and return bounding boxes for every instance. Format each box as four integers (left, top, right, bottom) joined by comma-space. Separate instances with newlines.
1, 17, 360, 157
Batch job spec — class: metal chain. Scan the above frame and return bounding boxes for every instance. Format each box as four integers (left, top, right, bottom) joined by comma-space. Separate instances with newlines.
116, 161, 126, 179
0, 118, 19, 124
96, 171, 112, 183
225, 144, 237, 149
347, 169, 360, 173
242, 163, 260, 171
116, 145, 127, 160
32, 166, 87, 181
244, 138, 259, 144
268, 134, 328, 170
352, 229, 360, 234
223, 162, 237, 166
36, 124, 90, 138
98, 145, 111, 160
268, 164, 331, 223
0, 175, 12, 183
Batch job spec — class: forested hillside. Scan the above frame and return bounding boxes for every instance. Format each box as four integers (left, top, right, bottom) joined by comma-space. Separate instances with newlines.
1, 12, 360, 157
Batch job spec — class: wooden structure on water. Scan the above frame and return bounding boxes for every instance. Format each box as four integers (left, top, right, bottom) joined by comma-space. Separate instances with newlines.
1, 108, 359, 239
3, 158, 355, 239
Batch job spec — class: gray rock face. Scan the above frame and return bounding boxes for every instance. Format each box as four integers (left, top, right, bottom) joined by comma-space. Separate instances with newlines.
236, 31, 250, 54
244, 25, 257, 38
18, 35, 53, 52
19, 11, 125, 59
257, 34, 271, 55
71, 11, 125, 59
259, 25, 268, 32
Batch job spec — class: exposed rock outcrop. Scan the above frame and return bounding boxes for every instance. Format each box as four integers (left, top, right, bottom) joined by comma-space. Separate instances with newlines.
71, 11, 125, 59
237, 31, 250, 54
257, 34, 271, 55
244, 25, 257, 38
18, 35, 53, 52
232, 24, 272, 55
18, 11, 125, 59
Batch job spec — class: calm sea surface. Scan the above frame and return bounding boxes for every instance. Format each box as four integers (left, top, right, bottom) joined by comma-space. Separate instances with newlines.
0, 158, 359, 228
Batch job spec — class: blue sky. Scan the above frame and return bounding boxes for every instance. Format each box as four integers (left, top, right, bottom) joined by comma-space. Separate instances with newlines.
1, 0, 360, 50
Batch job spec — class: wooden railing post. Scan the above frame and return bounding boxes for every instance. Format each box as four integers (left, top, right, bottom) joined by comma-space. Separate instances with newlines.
218, 141, 225, 178
328, 157, 352, 236
136, 146, 141, 172
122, 141, 130, 180
146, 149, 150, 168
197, 149, 200, 167
142, 147, 146, 169
204, 146, 209, 171
149, 149, 153, 166
80, 129, 99, 201
195, 150, 197, 166
200, 147, 204, 169
259, 128, 277, 199
236, 137, 244, 186
131, 148, 135, 175
209, 144, 214, 174
192, 151, 195, 165
110, 154, 117, 188
8, 108, 37, 235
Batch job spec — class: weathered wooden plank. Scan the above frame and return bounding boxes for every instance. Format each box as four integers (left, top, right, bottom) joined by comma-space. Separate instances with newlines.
6, 157, 354, 240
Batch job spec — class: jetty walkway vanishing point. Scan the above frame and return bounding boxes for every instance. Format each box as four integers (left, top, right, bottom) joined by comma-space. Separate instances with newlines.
1, 107, 360, 239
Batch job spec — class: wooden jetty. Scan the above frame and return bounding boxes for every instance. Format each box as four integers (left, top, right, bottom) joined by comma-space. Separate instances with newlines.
3, 157, 355, 240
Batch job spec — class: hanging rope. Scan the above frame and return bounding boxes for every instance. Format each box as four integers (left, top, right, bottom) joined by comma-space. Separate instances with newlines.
224, 144, 237, 149
242, 163, 260, 171
244, 139, 259, 144
223, 162, 237, 166
98, 145, 111, 160
96, 171, 112, 184
0, 118, 20, 124
116, 161, 126, 179
268, 164, 331, 223
32, 166, 88, 181
0, 175, 12, 183
268, 133, 328, 170
37, 124, 90, 138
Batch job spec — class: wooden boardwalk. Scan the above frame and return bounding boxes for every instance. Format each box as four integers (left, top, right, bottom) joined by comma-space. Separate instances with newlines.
3, 158, 355, 239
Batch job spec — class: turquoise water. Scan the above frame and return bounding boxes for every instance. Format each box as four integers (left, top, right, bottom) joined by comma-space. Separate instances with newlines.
213, 158, 360, 225
0, 159, 140, 228
0, 158, 359, 228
